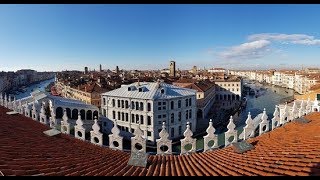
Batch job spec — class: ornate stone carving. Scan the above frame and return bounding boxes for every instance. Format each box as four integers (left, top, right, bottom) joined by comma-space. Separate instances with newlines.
109, 120, 123, 150
203, 119, 218, 152
156, 122, 172, 155
25, 103, 31, 118
31, 101, 39, 121
180, 122, 196, 155
298, 100, 305, 118
243, 112, 255, 140
272, 105, 280, 130
91, 116, 103, 146
280, 103, 289, 125
39, 102, 48, 125
225, 116, 238, 147
131, 125, 146, 153
60, 108, 70, 134
75, 112, 86, 140
49, 104, 56, 129
259, 108, 269, 135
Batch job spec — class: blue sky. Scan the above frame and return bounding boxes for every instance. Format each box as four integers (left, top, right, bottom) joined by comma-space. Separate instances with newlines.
0, 4, 320, 72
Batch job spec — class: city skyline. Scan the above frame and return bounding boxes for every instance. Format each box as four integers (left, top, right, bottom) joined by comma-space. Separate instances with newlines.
1, 4, 320, 72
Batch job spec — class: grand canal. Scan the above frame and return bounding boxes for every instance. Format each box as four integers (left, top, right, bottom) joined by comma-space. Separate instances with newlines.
15, 78, 55, 100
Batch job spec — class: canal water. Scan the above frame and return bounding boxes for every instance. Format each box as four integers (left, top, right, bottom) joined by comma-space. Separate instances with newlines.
15, 78, 55, 100
236, 81, 294, 128
174, 80, 294, 152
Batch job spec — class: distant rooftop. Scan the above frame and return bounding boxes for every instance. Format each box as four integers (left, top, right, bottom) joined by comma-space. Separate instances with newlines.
102, 82, 197, 100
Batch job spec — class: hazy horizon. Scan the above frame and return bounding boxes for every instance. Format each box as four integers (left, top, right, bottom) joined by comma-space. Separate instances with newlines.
1, 4, 320, 72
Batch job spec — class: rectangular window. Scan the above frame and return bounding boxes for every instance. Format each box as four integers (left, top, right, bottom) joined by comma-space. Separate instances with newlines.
158, 102, 161, 106
126, 113, 129, 122
140, 115, 144, 125
163, 106, 166, 110
136, 114, 139, 124
163, 114, 166, 118
131, 129, 135, 133
121, 112, 124, 121
179, 126, 182, 135
158, 121, 162, 125
171, 128, 174, 137
103, 98, 106, 105
131, 114, 135, 123
189, 98, 191, 106
158, 107, 161, 110
178, 112, 181, 121
158, 115, 161, 119
163, 102, 166, 105
147, 116, 151, 125
117, 112, 120, 120
178, 100, 181, 108
112, 111, 115, 119
147, 103, 151, 111
186, 110, 188, 120
147, 131, 151, 137
189, 110, 192, 119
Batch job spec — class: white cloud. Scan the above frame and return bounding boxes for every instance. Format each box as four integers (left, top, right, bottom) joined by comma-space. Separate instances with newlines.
219, 40, 271, 60
248, 33, 320, 45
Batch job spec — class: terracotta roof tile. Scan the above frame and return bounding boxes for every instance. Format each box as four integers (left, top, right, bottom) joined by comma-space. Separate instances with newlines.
1, 106, 320, 176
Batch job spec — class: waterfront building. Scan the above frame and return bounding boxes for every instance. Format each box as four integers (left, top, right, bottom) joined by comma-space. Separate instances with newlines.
100, 81, 197, 143
173, 79, 216, 120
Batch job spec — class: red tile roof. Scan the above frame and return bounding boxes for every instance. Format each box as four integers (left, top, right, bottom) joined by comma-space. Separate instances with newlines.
0, 106, 320, 176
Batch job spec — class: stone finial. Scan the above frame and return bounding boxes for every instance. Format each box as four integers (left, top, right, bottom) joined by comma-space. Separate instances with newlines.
76, 112, 84, 127
62, 108, 68, 123
91, 116, 103, 146
242, 112, 254, 140
109, 120, 123, 150
39, 102, 48, 125
227, 116, 236, 131
203, 119, 218, 152
75, 112, 85, 140
61, 108, 70, 134
156, 122, 172, 155
180, 122, 196, 155
92, 116, 100, 133
259, 108, 269, 135
272, 105, 280, 130
131, 125, 146, 153
225, 116, 238, 147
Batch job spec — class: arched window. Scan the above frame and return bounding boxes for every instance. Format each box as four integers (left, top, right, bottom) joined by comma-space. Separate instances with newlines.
131, 114, 135, 123
117, 111, 120, 120
171, 128, 174, 137
121, 112, 124, 121
189, 98, 191, 106
140, 115, 144, 124
121, 100, 124, 108
112, 99, 115, 107
112, 111, 115, 119
140, 102, 144, 111
125, 100, 129, 108
178, 100, 181, 108
147, 116, 151, 125
189, 110, 192, 119
186, 110, 188, 120
117, 100, 120, 108
185, 99, 188, 107
103, 98, 106, 105
147, 103, 151, 111
135, 102, 139, 110
178, 112, 181, 121
131, 101, 134, 109
171, 101, 174, 109
136, 114, 139, 124
171, 113, 174, 123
